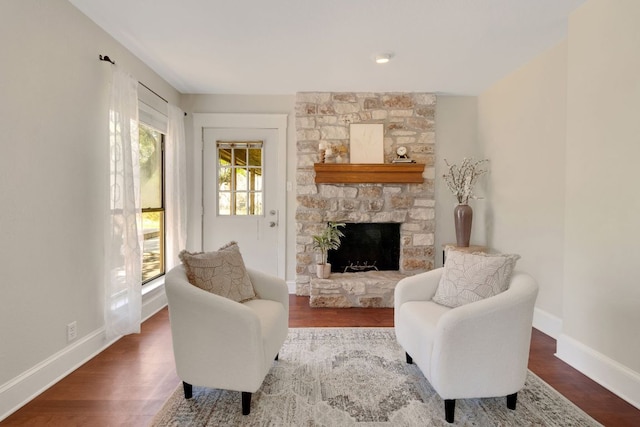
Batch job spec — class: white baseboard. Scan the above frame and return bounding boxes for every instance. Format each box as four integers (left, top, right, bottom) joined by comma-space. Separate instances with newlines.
0, 327, 115, 422
142, 283, 168, 321
532, 307, 563, 339
557, 333, 640, 410
287, 280, 296, 294
0, 287, 168, 422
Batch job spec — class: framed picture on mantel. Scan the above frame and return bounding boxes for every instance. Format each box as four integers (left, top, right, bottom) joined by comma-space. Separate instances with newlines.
349, 123, 383, 163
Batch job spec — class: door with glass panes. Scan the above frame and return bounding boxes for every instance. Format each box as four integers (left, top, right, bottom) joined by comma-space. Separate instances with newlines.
202, 128, 279, 276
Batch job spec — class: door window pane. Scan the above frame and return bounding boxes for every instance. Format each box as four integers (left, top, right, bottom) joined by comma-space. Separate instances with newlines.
235, 168, 248, 191
218, 148, 232, 166
219, 167, 231, 190
218, 192, 231, 215
251, 167, 263, 191
234, 148, 247, 165
249, 148, 261, 167
217, 141, 263, 216
235, 192, 248, 215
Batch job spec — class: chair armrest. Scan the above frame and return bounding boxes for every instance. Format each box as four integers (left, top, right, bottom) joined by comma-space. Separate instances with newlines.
394, 268, 443, 308
247, 268, 289, 313
429, 272, 539, 398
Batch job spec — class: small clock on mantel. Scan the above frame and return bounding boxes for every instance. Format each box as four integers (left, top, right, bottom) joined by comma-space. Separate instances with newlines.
393, 146, 415, 163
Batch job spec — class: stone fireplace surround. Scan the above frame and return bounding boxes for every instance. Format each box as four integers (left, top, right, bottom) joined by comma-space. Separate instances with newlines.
295, 92, 436, 307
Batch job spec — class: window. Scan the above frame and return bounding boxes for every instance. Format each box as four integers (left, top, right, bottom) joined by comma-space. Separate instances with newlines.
217, 141, 263, 215
140, 123, 165, 283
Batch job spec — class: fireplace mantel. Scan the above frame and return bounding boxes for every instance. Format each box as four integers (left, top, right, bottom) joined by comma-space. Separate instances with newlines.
314, 163, 425, 184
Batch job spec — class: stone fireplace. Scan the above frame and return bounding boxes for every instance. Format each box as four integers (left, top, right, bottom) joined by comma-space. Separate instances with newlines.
295, 92, 436, 307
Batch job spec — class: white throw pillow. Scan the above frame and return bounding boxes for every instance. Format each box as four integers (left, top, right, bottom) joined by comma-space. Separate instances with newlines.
178, 242, 256, 303
432, 250, 520, 308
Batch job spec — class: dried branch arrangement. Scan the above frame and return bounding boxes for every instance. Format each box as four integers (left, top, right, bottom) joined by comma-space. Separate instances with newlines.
442, 158, 489, 204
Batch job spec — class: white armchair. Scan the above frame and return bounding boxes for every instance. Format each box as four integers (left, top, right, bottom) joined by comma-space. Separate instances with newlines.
394, 268, 538, 423
165, 264, 289, 415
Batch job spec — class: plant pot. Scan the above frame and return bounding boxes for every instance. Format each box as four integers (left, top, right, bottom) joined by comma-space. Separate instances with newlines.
454, 204, 473, 247
316, 263, 331, 279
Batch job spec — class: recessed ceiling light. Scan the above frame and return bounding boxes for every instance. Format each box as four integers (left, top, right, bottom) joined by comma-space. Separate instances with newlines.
374, 53, 393, 64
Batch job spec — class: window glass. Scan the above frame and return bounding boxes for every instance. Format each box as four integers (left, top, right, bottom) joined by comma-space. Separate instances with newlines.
140, 126, 162, 208
139, 122, 164, 283
142, 211, 164, 282
248, 148, 261, 167
216, 141, 263, 216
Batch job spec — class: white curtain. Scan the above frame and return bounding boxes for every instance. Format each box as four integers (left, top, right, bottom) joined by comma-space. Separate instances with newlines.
105, 68, 142, 340
166, 104, 187, 268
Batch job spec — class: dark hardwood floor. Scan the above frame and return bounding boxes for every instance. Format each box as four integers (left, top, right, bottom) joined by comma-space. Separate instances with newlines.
2, 295, 639, 426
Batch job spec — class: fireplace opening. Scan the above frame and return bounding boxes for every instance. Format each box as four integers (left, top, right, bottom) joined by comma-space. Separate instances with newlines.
328, 223, 400, 273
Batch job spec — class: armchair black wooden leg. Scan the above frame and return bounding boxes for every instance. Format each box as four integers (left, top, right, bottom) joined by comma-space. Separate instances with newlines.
275, 353, 279, 361
405, 352, 413, 364
241, 392, 252, 415
444, 399, 455, 423
183, 382, 192, 399
507, 392, 518, 410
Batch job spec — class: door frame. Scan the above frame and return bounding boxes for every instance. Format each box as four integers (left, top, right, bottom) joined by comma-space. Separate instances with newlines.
192, 113, 288, 277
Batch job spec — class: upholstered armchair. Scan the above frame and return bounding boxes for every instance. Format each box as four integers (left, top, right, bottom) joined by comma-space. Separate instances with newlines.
394, 267, 538, 423
165, 264, 289, 415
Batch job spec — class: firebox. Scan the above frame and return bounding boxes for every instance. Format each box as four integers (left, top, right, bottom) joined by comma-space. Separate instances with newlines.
327, 223, 401, 273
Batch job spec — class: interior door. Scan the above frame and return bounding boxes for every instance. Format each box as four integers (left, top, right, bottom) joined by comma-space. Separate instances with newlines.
202, 128, 279, 276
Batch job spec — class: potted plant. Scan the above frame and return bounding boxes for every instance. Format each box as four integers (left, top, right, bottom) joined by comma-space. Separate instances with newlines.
312, 221, 345, 279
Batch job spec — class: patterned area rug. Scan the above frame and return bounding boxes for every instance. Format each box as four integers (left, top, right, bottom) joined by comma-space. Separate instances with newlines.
151, 328, 601, 426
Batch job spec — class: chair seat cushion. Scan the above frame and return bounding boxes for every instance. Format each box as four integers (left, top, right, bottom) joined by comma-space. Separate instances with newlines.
432, 250, 520, 308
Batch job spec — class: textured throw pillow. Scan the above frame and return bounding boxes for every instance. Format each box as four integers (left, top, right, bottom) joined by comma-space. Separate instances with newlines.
178, 242, 256, 303
432, 250, 520, 308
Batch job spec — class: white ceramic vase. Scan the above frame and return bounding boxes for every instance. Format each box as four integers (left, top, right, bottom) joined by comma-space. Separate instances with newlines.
316, 263, 331, 279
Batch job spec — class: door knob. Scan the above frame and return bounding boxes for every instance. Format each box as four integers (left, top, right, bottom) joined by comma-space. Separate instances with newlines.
269, 221, 277, 228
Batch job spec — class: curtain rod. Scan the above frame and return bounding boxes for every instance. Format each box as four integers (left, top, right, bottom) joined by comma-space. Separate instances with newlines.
99, 54, 186, 116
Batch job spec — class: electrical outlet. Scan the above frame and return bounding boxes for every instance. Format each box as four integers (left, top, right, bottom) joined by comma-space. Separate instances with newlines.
67, 321, 77, 342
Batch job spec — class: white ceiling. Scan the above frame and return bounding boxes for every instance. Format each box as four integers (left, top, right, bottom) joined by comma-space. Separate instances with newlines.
69, 0, 585, 95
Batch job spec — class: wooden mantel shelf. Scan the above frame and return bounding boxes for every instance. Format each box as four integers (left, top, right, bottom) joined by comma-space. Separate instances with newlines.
314, 163, 425, 184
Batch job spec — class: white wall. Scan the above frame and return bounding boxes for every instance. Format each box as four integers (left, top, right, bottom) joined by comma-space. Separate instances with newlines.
474, 0, 640, 407
477, 41, 568, 333
558, 0, 640, 406
0, 0, 180, 419
434, 97, 480, 267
